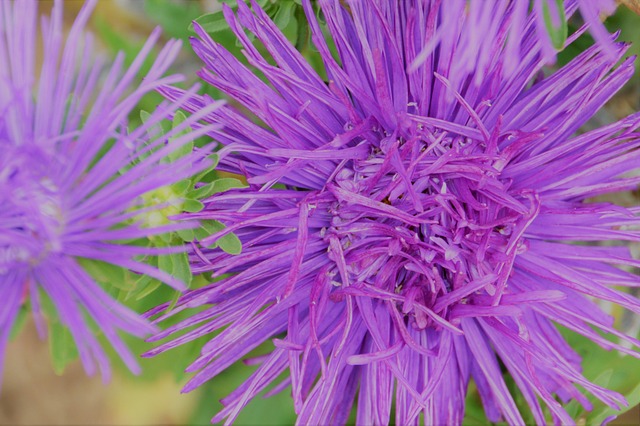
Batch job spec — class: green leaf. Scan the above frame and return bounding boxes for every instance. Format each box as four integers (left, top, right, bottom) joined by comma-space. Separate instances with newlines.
172, 251, 193, 285
189, 11, 233, 34
189, 183, 217, 200
190, 154, 220, 185
49, 319, 79, 375
172, 179, 192, 195
273, 1, 295, 30
130, 275, 163, 301
158, 253, 174, 275
273, 1, 298, 42
193, 220, 242, 254
542, 0, 568, 50
183, 199, 205, 213
157, 231, 172, 244
158, 252, 192, 287
9, 304, 28, 340
189, 177, 247, 199
177, 227, 196, 242
194, 220, 224, 241
168, 111, 194, 163
138, 110, 168, 163
77, 258, 132, 291
143, 0, 202, 40
561, 327, 640, 423
217, 232, 243, 255
140, 110, 151, 124
209, 153, 220, 169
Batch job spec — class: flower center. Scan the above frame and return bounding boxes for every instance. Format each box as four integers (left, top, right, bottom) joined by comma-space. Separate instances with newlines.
322, 121, 537, 329
136, 185, 183, 229
0, 150, 65, 272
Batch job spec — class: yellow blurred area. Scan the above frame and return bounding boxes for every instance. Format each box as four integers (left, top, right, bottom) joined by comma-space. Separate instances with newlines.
0, 321, 198, 425
38, 0, 216, 35
38, 0, 154, 37
1, 321, 638, 424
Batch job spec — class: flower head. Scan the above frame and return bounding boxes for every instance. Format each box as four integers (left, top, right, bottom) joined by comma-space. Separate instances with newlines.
0, 0, 220, 381
151, 0, 640, 424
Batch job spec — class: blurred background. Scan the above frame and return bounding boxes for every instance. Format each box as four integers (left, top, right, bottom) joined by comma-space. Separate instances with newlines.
2, 1, 640, 424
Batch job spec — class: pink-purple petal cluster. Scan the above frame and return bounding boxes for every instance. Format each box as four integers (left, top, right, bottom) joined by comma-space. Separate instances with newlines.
0, 0, 219, 382
151, 0, 640, 424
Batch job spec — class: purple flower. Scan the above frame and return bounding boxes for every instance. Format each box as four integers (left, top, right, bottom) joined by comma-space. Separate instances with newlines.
151, 0, 640, 424
0, 0, 219, 382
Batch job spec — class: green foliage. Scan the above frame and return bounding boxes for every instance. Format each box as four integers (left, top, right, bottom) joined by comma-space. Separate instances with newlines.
188, 341, 296, 425
190, 0, 331, 80
558, 5, 635, 69
158, 251, 192, 286
189, 177, 246, 199
39, 294, 80, 375
195, 220, 243, 255
463, 380, 497, 425
78, 258, 131, 291
132, 109, 244, 281
562, 327, 640, 424
143, 0, 203, 40
542, 0, 568, 50
9, 305, 29, 340
461, 325, 640, 425
93, 16, 156, 76
92, 15, 163, 113
167, 111, 194, 163
49, 320, 79, 376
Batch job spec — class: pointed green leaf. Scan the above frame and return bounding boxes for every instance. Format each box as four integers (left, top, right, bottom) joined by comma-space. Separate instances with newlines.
273, 1, 295, 30
542, 0, 568, 50
189, 177, 247, 200
140, 110, 151, 124
130, 275, 163, 301
9, 305, 28, 340
209, 153, 220, 169
158, 231, 172, 243
168, 111, 194, 163
77, 258, 131, 291
172, 251, 193, 285
177, 227, 196, 242
172, 179, 192, 195
189, 11, 233, 34
194, 220, 225, 241
49, 320, 79, 375
158, 253, 173, 275
192, 220, 242, 254
183, 199, 205, 213
217, 232, 243, 255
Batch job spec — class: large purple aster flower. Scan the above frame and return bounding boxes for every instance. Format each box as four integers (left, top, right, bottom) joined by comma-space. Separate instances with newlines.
151, 0, 640, 424
0, 0, 220, 381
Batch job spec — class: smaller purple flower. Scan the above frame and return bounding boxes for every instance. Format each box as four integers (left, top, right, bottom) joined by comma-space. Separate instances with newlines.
0, 0, 220, 382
